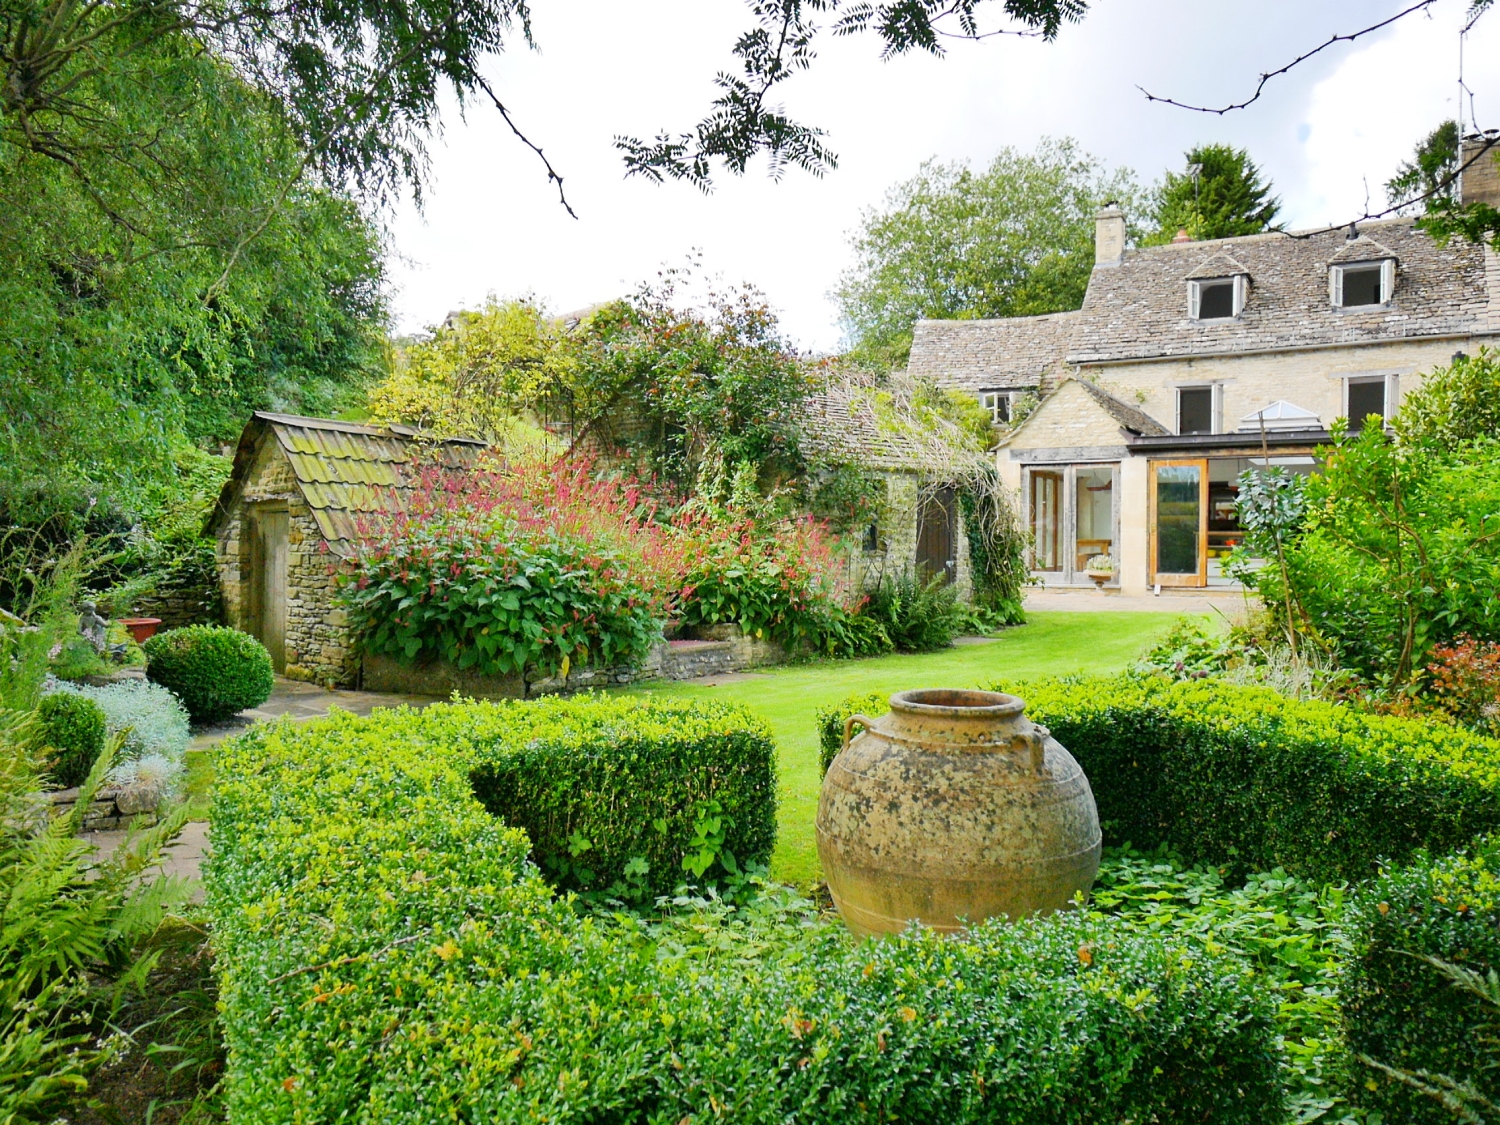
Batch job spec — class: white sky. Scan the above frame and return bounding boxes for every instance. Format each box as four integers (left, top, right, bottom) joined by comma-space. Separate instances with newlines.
386, 0, 1500, 351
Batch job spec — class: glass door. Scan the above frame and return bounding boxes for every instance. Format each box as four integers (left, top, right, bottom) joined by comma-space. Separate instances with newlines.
1030, 471, 1062, 572
1150, 460, 1208, 587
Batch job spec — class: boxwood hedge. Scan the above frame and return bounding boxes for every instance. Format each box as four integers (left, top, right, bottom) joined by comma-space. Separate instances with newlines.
1341, 838, 1500, 1122
209, 696, 1287, 1124
818, 675, 1500, 1119
423, 694, 777, 897
820, 676, 1500, 885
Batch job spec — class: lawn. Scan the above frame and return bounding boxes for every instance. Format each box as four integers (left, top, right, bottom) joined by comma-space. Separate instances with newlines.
626, 610, 1186, 887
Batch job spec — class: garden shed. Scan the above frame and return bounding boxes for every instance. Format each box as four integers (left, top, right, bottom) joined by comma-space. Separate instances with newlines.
207, 412, 486, 686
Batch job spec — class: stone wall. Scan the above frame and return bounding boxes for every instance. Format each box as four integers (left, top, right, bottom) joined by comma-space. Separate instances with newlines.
50, 782, 163, 831
128, 578, 223, 630
1079, 335, 1487, 441
362, 627, 786, 699
216, 436, 358, 687
865, 472, 975, 601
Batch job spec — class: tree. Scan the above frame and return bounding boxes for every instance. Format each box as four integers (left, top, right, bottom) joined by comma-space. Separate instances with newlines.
835, 138, 1142, 369
1149, 144, 1280, 243
1386, 120, 1460, 214
368, 299, 568, 452
0, 53, 388, 527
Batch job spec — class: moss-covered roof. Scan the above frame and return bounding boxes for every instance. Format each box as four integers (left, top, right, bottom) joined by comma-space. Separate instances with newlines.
208, 412, 486, 553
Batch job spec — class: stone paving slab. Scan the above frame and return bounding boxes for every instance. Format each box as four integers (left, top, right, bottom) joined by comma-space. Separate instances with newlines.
85, 819, 210, 904
189, 677, 442, 750
1024, 589, 1249, 614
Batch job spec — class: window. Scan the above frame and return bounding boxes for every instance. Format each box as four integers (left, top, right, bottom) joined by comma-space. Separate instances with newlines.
862, 521, 879, 552
1331, 260, 1395, 308
978, 390, 1011, 425
1189, 276, 1245, 320
1177, 386, 1215, 435
1346, 378, 1387, 432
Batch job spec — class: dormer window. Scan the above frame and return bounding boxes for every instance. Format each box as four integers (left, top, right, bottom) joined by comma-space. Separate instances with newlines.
1331, 260, 1395, 308
1189, 275, 1246, 321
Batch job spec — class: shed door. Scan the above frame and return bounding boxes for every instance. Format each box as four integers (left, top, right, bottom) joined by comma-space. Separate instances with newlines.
249, 506, 288, 672
916, 487, 957, 585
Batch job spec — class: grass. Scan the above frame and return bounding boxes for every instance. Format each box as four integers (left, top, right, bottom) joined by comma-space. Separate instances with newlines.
178, 611, 1188, 883
625, 610, 1185, 887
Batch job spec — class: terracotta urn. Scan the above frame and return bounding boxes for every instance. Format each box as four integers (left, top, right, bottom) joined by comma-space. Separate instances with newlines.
816, 688, 1101, 938
118, 617, 162, 644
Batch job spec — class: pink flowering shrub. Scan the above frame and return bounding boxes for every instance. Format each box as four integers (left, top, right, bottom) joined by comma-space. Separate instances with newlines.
342, 455, 889, 675
342, 458, 678, 678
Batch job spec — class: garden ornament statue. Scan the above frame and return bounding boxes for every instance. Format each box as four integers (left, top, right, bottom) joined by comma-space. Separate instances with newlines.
78, 602, 109, 654
816, 688, 1101, 938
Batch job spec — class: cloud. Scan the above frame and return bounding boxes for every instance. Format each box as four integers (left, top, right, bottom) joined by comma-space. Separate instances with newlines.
1298, 1, 1500, 226
385, 1, 1489, 352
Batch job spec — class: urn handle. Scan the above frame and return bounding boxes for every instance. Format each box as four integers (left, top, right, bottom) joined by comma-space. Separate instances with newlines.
842, 714, 876, 755
1009, 725, 1049, 772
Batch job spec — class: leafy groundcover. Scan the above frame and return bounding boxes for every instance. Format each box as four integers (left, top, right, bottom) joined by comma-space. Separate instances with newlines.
209, 695, 1284, 1124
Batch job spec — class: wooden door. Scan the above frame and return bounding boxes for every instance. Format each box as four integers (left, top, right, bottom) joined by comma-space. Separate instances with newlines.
916, 487, 957, 585
1149, 460, 1208, 587
249, 506, 288, 672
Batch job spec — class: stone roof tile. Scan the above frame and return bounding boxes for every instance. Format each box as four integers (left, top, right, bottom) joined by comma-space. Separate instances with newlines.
1068, 218, 1492, 364
905, 311, 1078, 392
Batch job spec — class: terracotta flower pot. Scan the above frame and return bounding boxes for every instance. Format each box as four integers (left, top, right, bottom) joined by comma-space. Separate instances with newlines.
816, 688, 1101, 938
119, 617, 162, 644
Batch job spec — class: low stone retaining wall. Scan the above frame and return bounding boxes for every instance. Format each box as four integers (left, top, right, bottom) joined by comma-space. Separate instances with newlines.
362, 627, 785, 699
51, 783, 163, 831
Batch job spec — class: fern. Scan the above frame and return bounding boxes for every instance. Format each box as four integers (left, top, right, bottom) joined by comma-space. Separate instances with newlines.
0, 710, 191, 1119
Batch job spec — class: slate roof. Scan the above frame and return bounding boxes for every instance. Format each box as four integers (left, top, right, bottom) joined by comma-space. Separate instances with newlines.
907, 219, 1499, 390
1074, 380, 1170, 436
1068, 218, 1496, 364
209, 412, 487, 553
905, 311, 1077, 392
802, 384, 956, 472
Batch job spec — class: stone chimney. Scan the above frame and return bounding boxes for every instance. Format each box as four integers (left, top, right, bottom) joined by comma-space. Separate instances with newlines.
1095, 203, 1126, 267
1460, 132, 1500, 208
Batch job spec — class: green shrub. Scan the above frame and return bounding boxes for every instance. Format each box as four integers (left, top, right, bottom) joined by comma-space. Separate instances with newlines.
859, 570, 963, 652
143, 625, 274, 723
208, 703, 1287, 1124
816, 676, 1500, 884
1341, 838, 1500, 1121
1007, 676, 1500, 885
35, 691, 106, 788
344, 526, 661, 680
815, 690, 888, 776
447, 695, 777, 898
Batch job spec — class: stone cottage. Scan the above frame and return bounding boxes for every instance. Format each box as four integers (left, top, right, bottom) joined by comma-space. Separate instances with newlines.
800, 380, 976, 600
913, 134, 1500, 596
207, 412, 485, 686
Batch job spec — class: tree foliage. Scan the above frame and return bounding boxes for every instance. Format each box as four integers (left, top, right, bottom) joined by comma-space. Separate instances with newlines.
618, 0, 1092, 190
1246, 352, 1500, 686
1149, 143, 1280, 243
369, 300, 568, 452
0, 45, 388, 530
835, 138, 1142, 369
371, 272, 812, 496
1386, 120, 1460, 214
